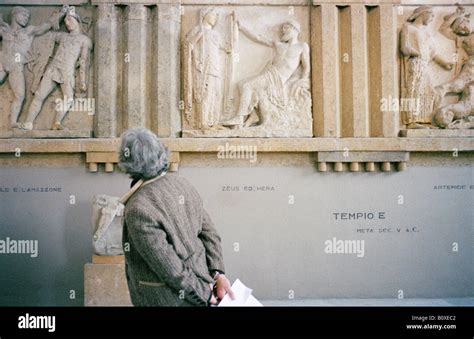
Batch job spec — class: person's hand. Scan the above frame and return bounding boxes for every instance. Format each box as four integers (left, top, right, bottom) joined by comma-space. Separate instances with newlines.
209, 283, 218, 305
210, 294, 218, 305
214, 274, 235, 301
443, 62, 454, 71
51, 5, 68, 31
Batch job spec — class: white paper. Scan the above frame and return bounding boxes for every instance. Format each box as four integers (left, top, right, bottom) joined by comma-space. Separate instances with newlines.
218, 279, 263, 307
244, 294, 263, 306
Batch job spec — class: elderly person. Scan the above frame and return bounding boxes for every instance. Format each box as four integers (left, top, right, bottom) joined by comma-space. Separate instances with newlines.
118, 128, 234, 306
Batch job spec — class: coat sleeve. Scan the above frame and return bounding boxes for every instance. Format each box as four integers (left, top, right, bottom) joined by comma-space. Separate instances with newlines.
199, 209, 226, 274
125, 206, 212, 306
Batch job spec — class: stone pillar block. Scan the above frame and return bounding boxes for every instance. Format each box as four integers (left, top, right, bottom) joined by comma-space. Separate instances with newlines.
84, 261, 132, 306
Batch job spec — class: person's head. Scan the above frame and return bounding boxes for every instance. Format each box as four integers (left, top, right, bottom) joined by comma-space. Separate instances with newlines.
434, 108, 454, 128
408, 6, 433, 25
280, 20, 300, 42
12, 7, 30, 27
452, 16, 471, 36
65, 6, 82, 32
202, 7, 217, 27
119, 128, 170, 180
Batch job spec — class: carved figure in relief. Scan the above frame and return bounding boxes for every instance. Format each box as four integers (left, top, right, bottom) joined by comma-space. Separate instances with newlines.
400, 6, 454, 129
0, 6, 67, 129
434, 78, 474, 129
434, 7, 474, 129
20, 6, 92, 131
439, 5, 471, 74
224, 18, 310, 128
183, 7, 233, 130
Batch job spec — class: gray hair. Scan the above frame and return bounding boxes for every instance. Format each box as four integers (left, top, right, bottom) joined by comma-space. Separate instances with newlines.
118, 128, 169, 180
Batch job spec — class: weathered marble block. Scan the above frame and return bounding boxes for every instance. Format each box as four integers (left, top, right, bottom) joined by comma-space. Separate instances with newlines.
84, 258, 132, 307
398, 5, 474, 132
0, 5, 94, 137
181, 5, 313, 137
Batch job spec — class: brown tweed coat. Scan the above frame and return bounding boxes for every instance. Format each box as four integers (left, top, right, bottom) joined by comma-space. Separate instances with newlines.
123, 173, 225, 306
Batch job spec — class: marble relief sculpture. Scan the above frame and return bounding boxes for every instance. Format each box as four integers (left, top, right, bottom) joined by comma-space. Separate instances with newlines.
223, 18, 311, 130
183, 7, 234, 130
0, 6, 67, 129
439, 6, 471, 74
20, 6, 93, 131
434, 6, 474, 129
399, 6, 454, 129
182, 8, 312, 137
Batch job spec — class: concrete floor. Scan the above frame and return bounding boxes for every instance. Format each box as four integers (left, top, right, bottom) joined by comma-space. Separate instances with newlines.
261, 298, 474, 306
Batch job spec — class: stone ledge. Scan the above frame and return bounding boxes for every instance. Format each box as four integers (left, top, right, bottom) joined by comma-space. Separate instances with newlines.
91, 0, 311, 5
0, 0, 88, 4
316, 152, 410, 171
0, 138, 472, 153
400, 129, 474, 138
313, 0, 400, 4
399, 0, 473, 5
182, 128, 313, 138
317, 151, 409, 162
0, 130, 93, 139
86, 151, 180, 172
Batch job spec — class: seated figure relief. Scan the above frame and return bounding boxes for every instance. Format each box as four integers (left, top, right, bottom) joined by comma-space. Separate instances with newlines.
222, 16, 311, 129
183, 7, 312, 137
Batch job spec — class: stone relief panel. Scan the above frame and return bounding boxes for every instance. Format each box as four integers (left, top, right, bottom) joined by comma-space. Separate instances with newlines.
398, 5, 474, 131
181, 6, 312, 137
435, 5, 474, 130
0, 5, 94, 138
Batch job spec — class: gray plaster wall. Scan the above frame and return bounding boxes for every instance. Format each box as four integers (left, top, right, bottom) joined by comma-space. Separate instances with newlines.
0, 164, 472, 306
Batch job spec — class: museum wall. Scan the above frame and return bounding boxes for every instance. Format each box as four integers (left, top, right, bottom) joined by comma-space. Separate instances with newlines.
0, 156, 472, 305
0, 0, 473, 305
